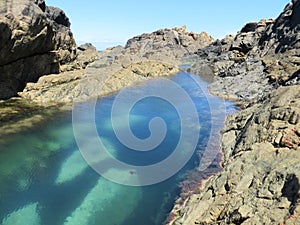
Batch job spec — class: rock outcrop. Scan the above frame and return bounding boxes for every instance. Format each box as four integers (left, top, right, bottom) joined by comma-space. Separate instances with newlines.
168, 0, 300, 224
257, 0, 300, 84
19, 60, 179, 104
183, 18, 275, 102
184, 20, 273, 101
183, 0, 299, 102
0, 0, 77, 100
125, 26, 214, 62
19, 26, 214, 104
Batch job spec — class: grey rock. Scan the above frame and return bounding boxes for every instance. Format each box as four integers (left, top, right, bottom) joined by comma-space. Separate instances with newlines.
46, 6, 70, 27
258, 0, 300, 55
125, 26, 214, 57
34, 0, 46, 11
74, 43, 99, 69
77, 43, 96, 52
45, 5, 77, 66
240, 22, 258, 33
0, 53, 59, 100
256, 0, 300, 83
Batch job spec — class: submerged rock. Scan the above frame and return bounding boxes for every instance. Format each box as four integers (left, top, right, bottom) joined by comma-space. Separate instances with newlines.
55, 150, 88, 185
1, 202, 41, 225
63, 169, 142, 225
0, 121, 73, 195
55, 137, 118, 185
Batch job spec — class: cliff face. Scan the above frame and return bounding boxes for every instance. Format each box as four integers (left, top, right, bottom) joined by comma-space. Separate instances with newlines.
0, 0, 77, 99
169, 1, 300, 224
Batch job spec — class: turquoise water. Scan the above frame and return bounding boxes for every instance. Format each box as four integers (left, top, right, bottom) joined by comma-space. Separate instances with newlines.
0, 73, 235, 225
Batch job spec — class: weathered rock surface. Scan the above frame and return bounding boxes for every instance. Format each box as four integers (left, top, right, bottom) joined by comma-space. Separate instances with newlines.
19, 26, 214, 104
19, 59, 180, 104
0, 0, 77, 100
170, 85, 300, 225
75, 43, 100, 69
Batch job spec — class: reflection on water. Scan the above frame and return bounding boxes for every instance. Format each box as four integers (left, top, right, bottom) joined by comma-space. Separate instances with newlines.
0, 73, 236, 225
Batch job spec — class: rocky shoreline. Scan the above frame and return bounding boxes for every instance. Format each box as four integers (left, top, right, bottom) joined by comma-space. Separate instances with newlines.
0, 0, 300, 224
167, 1, 300, 224
18, 25, 214, 104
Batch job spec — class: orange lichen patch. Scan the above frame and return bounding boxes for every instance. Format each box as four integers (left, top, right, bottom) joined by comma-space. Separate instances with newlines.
280, 128, 300, 150
280, 212, 300, 225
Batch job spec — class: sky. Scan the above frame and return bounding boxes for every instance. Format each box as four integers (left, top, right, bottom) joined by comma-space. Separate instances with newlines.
45, 0, 291, 50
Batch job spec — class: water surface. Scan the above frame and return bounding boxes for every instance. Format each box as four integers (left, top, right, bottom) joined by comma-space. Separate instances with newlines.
0, 72, 235, 225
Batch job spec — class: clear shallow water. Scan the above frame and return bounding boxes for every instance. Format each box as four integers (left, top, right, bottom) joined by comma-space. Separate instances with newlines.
0, 73, 236, 225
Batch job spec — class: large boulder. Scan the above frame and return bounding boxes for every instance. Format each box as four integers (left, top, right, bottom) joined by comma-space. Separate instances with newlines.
0, 0, 77, 99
